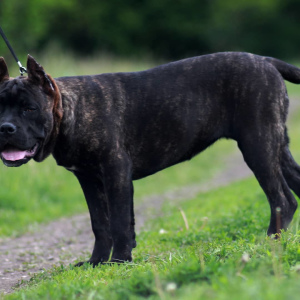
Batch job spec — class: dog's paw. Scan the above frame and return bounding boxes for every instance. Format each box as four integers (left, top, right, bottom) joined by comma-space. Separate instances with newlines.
74, 260, 102, 268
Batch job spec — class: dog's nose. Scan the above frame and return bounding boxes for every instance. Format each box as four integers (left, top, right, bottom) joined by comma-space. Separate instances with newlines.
0, 122, 17, 135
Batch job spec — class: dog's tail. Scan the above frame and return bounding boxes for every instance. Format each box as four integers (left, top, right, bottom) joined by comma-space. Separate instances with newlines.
265, 57, 300, 84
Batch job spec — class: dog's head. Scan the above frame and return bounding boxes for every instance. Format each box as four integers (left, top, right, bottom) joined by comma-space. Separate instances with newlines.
0, 56, 63, 167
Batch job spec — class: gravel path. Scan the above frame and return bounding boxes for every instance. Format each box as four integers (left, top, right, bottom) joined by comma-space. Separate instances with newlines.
0, 148, 252, 295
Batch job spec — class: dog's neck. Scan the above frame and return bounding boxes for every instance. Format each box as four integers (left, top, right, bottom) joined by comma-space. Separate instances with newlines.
55, 80, 81, 140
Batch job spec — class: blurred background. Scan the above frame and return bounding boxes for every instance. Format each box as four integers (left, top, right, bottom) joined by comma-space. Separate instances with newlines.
1, 0, 300, 71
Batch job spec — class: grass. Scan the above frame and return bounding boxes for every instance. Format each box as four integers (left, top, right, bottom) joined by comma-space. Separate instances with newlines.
1, 50, 300, 298
7, 44, 160, 78
4, 178, 300, 299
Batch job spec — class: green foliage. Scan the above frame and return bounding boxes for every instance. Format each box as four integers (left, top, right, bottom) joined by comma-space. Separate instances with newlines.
1, 0, 300, 60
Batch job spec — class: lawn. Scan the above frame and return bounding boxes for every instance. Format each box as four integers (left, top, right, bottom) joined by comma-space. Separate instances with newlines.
4, 178, 300, 300
0, 51, 300, 299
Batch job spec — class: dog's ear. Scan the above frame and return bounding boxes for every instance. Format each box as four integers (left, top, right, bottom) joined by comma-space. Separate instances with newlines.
0, 57, 9, 82
27, 54, 54, 94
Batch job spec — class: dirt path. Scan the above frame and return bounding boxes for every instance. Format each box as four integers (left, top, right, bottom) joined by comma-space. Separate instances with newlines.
0, 148, 252, 295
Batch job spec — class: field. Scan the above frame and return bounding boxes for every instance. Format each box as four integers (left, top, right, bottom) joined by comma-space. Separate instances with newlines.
0, 50, 300, 299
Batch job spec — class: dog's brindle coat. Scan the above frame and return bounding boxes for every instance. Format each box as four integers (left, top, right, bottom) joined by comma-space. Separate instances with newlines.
0, 52, 299, 265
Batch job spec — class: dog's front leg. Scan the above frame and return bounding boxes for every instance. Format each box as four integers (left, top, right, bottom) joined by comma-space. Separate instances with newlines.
74, 152, 134, 266
74, 172, 113, 266
103, 152, 135, 263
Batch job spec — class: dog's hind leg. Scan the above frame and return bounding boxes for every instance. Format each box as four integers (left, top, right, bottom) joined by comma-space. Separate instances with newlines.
281, 144, 300, 199
130, 183, 137, 248
237, 128, 297, 236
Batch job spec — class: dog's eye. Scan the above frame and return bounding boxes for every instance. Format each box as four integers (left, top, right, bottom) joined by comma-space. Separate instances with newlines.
24, 108, 36, 112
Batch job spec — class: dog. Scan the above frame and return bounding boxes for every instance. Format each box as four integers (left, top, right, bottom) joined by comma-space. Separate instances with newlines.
0, 52, 299, 265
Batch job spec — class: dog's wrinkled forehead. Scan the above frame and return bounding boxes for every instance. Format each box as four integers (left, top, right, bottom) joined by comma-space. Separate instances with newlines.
0, 78, 41, 105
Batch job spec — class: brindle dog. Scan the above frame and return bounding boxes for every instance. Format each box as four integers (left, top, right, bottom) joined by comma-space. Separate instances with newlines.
0, 52, 299, 265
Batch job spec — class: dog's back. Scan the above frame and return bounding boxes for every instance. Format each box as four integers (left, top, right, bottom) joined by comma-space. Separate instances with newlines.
55, 52, 297, 179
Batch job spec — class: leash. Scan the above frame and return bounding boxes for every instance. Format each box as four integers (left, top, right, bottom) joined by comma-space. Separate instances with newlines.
0, 26, 27, 76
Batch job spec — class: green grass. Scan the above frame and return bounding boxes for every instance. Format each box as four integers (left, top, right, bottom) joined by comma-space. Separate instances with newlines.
8, 44, 160, 78
4, 178, 300, 300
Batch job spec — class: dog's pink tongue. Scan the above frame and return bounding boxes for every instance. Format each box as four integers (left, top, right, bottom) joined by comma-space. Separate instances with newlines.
1, 149, 27, 161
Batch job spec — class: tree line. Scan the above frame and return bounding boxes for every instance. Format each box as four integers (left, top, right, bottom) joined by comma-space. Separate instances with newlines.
1, 0, 300, 60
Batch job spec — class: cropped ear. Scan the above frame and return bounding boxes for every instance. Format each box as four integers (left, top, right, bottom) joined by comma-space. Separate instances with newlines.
27, 54, 54, 94
0, 57, 9, 82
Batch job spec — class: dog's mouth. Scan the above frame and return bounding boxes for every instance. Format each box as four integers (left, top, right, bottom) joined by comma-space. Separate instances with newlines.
1, 143, 39, 164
